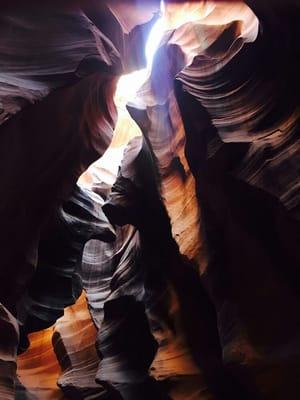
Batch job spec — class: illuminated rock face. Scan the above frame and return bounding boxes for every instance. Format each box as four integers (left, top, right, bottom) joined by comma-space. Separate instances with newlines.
0, 1, 299, 400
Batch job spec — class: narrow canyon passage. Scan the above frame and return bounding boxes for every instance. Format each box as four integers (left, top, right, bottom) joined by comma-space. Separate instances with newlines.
0, 1, 299, 399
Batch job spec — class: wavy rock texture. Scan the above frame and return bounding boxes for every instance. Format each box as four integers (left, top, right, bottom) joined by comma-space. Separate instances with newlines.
171, 2, 300, 399
100, 138, 216, 399
0, 1, 299, 399
0, 2, 156, 398
17, 185, 115, 347
0, 0, 155, 311
17, 325, 64, 400
0, 305, 19, 400
53, 294, 106, 399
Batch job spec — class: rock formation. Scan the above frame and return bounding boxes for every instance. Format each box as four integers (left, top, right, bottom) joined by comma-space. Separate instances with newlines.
0, 1, 299, 399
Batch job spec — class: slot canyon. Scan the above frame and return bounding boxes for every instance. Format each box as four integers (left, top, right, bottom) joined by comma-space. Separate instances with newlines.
0, 1, 299, 399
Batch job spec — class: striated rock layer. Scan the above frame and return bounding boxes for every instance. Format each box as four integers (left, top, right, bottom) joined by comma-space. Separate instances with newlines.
0, 1, 299, 399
